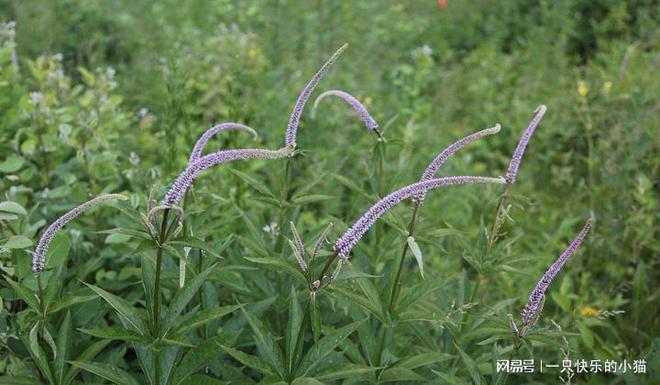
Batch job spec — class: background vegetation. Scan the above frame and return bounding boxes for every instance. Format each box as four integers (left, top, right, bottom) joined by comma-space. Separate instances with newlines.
0, 0, 657, 384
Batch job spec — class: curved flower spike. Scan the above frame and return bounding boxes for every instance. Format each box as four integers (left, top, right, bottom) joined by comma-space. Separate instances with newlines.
285, 43, 349, 147
334, 176, 506, 260
505, 105, 547, 184
519, 215, 594, 336
413, 124, 501, 205
188, 122, 259, 164
163, 146, 294, 206
312, 90, 382, 139
33, 194, 128, 273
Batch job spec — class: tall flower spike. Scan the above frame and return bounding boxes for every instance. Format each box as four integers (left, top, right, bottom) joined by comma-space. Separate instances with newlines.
163, 146, 294, 206
334, 176, 506, 260
188, 122, 259, 164
413, 124, 501, 205
289, 221, 307, 272
284, 43, 349, 147
505, 105, 547, 184
33, 194, 128, 273
519, 216, 594, 336
312, 90, 382, 139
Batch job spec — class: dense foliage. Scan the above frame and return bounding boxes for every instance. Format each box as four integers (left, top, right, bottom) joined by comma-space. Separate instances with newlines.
0, 1, 657, 384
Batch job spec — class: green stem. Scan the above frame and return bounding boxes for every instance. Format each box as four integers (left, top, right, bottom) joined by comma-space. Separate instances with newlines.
387, 204, 419, 315
1, 221, 18, 235
486, 184, 511, 258
289, 301, 311, 382
153, 209, 171, 385
275, 158, 293, 253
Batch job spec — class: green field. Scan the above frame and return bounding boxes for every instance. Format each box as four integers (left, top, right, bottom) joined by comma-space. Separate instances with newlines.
0, 1, 658, 384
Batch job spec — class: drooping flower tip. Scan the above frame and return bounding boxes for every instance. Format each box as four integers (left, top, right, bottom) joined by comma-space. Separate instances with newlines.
412, 123, 502, 205
284, 43, 349, 147
519, 215, 593, 335
334, 175, 505, 260
505, 105, 547, 184
188, 122, 260, 164
163, 146, 295, 206
32, 194, 128, 273
311, 90, 380, 136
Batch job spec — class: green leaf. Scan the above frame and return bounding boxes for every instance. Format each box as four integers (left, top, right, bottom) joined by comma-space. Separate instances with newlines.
291, 194, 335, 205
170, 305, 240, 337
380, 367, 427, 383
170, 335, 228, 385
0, 155, 25, 173
50, 295, 97, 314
141, 254, 155, 322
286, 286, 303, 374
454, 342, 483, 385
46, 232, 71, 270
218, 344, 274, 376
84, 283, 146, 335
79, 328, 147, 343
244, 257, 307, 286
64, 340, 112, 385
180, 376, 227, 385
69, 361, 141, 385
5, 276, 39, 311
55, 311, 72, 384
3, 235, 33, 249
230, 168, 276, 198
28, 323, 55, 383
0, 376, 41, 385
291, 378, 325, 385
0, 201, 27, 215
167, 238, 222, 260
240, 304, 284, 378
394, 352, 453, 369
314, 364, 376, 382
330, 287, 386, 323
298, 319, 365, 376
166, 263, 217, 331
407, 236, 424, 278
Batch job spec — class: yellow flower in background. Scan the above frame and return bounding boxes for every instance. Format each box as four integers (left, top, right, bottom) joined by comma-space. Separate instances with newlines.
364, 96, 373, 106
580, 306, 599, 317
603, 81, 612, 94
248, 48, 258, 58
578, 81, 589, 97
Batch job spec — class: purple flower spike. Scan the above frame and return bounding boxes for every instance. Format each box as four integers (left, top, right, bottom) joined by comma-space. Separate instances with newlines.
163, 146, 294, 206
334, 176, 506, 260
33, 194, 128, 273
285, 43, 349, 147
312, 90, 381, 138
413, 124, 501, 205
505, 105, 547, 184
520, 216, 594, 336
189, 122, 259, 164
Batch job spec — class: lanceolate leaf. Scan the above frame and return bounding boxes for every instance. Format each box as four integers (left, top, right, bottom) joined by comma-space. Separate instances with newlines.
84, 283, 146, 335
69, 361, 141, 385
297, 319, 365, 376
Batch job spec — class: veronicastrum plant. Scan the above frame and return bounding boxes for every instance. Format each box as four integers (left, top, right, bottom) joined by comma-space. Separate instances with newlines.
3, 44, 597, 385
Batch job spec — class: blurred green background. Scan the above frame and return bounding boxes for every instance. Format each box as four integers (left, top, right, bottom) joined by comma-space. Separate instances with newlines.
0, 0, 658, 383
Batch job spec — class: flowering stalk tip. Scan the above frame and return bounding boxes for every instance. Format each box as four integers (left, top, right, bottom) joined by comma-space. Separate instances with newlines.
163, 146, 294, 206
334, 176, 505, 261
413, 124, 501, 205
519, 215, 594, 336
188, 122, 259, 164
312, 90, 381, 138
505, 105, 547, 184
285, 43, 349, 147
33, 194, 127, 273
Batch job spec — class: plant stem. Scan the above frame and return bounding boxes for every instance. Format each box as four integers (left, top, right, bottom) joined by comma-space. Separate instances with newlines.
153, 208, 170, 385
486, 184, 511, 258
387, 204, 419, 315
275, 158, 293, 253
